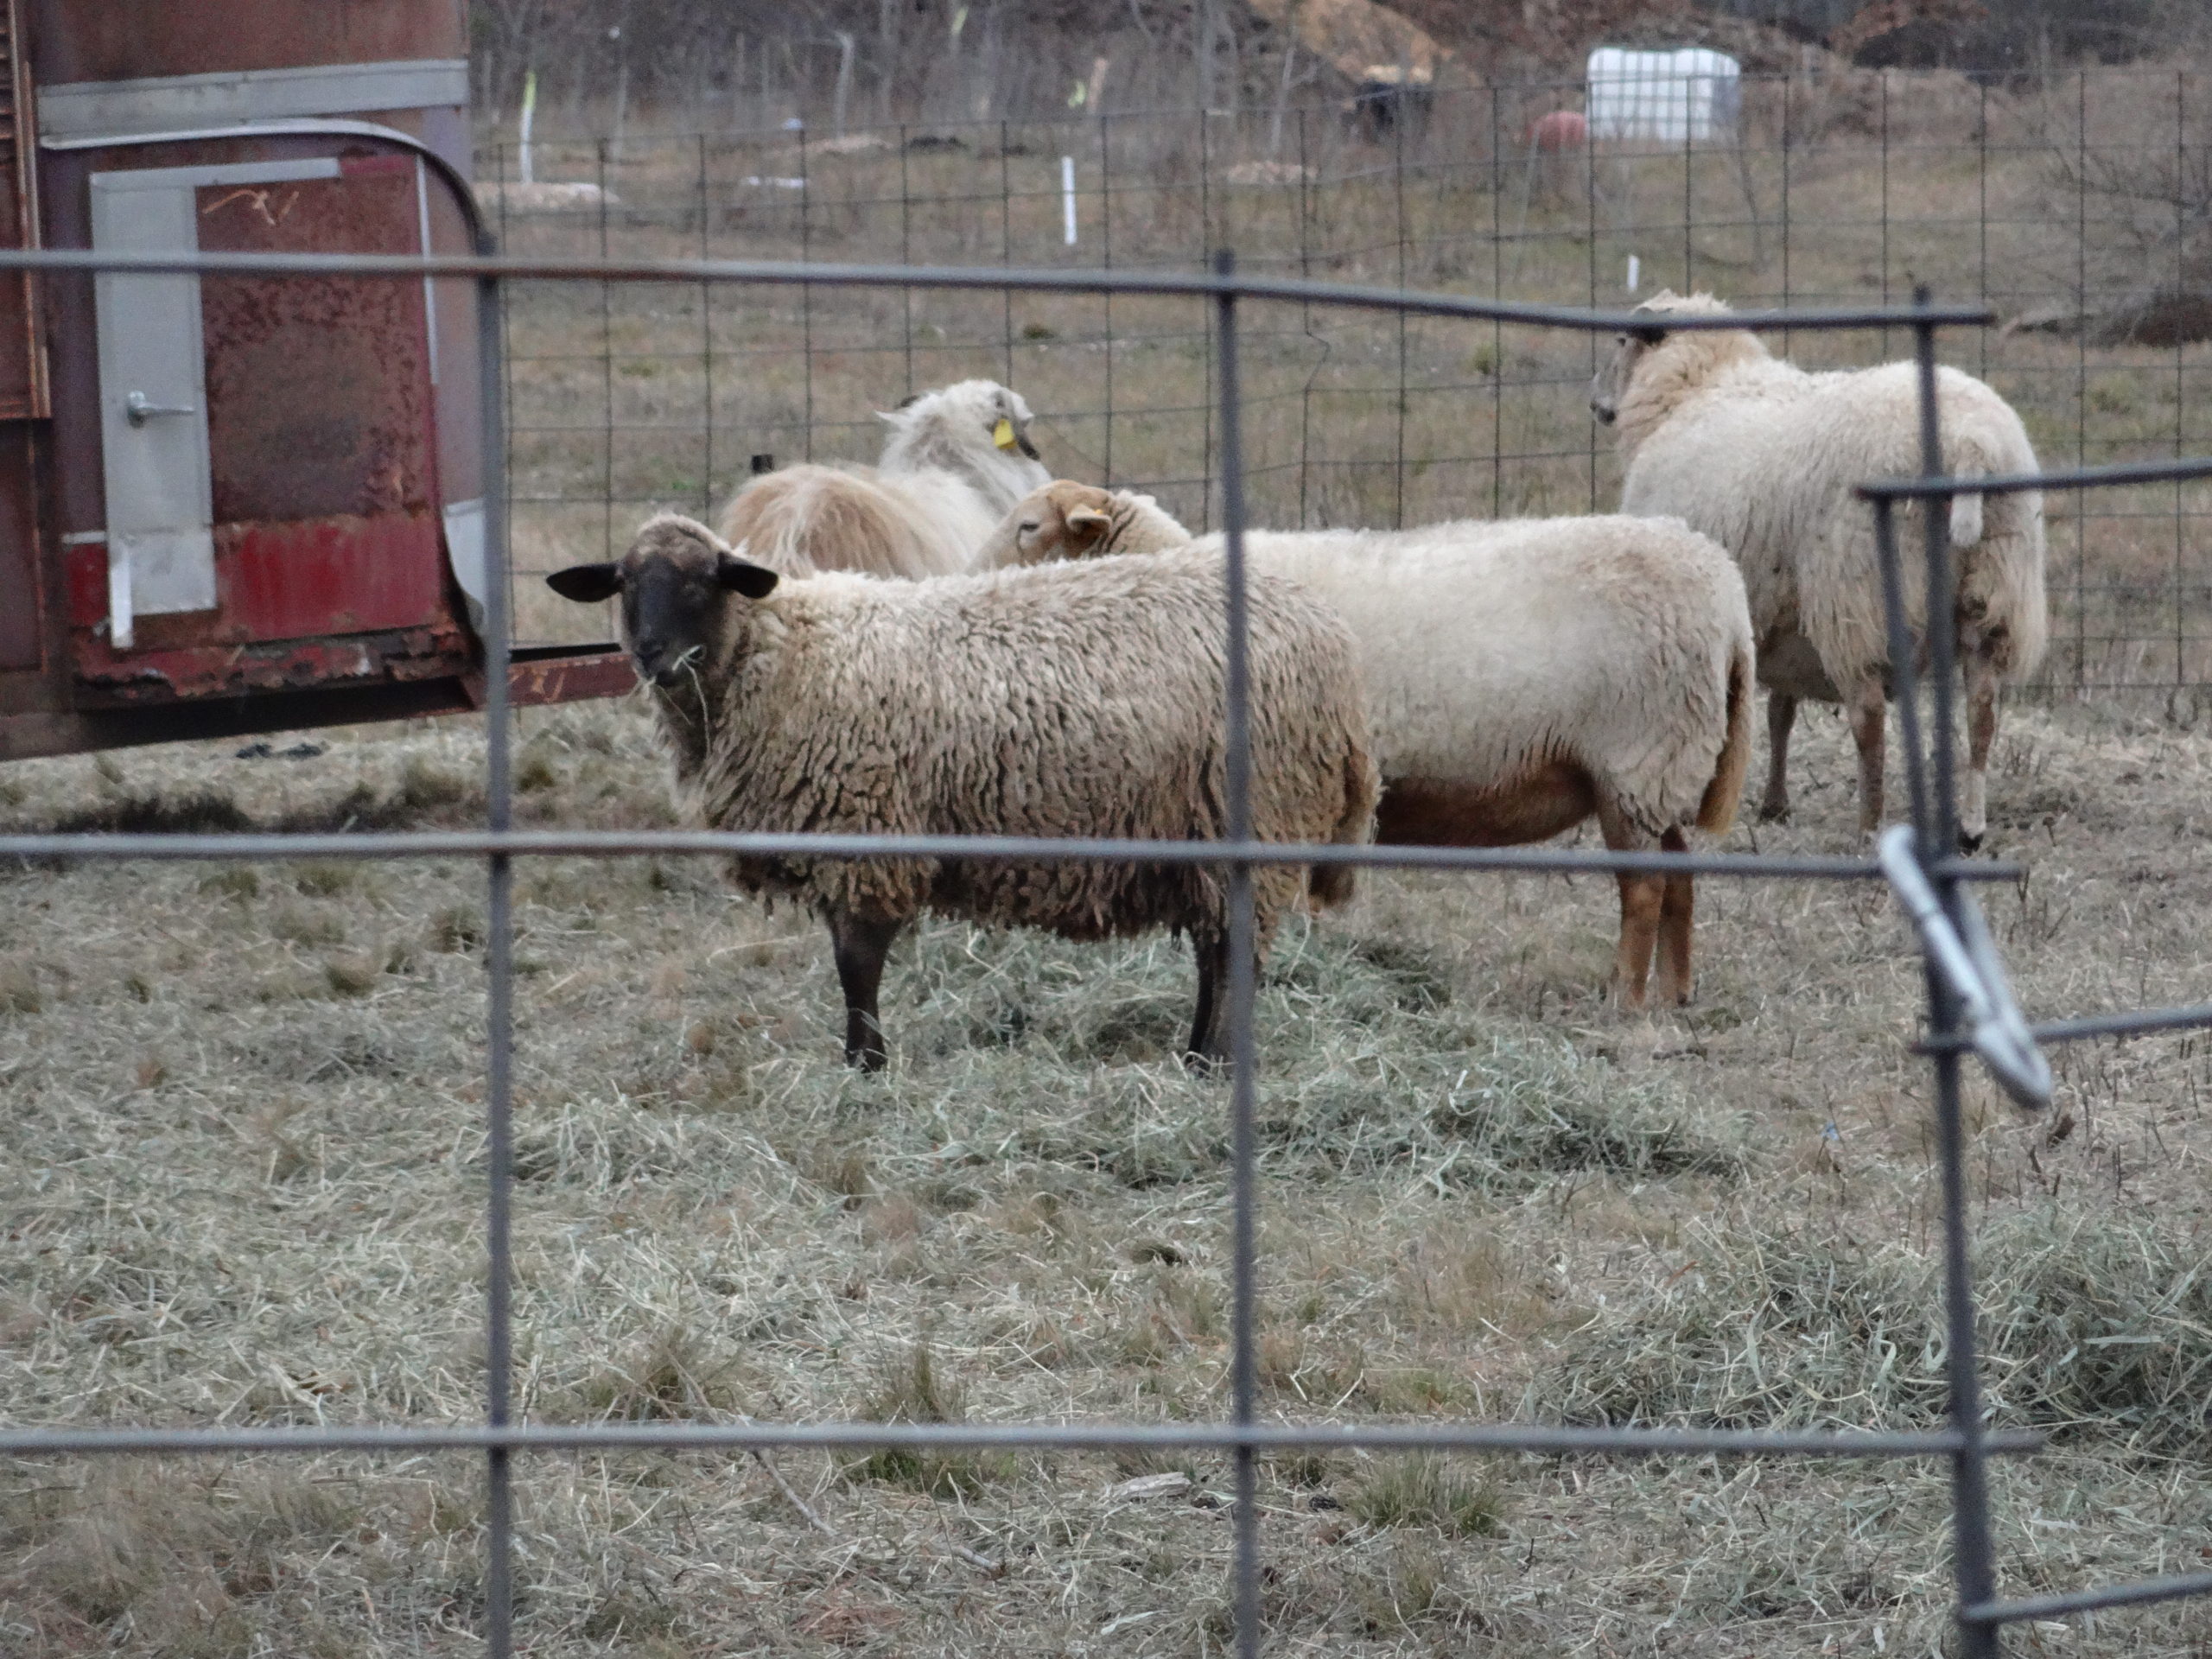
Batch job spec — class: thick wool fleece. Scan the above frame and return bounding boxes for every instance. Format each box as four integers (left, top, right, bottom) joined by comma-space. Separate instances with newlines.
1599, 291, 2048, 696
635, 518, 1376, 944
988, 484, 1754, 842
713, 378, 1050, 579
717, 464, 974, 578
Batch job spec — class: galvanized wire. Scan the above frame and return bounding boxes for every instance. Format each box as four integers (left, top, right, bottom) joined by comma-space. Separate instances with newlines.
3, 240, 2209, 1655
475, 76, 2212, 694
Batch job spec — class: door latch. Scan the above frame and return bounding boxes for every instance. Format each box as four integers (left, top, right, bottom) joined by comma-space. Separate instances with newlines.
124, 391, 196, 427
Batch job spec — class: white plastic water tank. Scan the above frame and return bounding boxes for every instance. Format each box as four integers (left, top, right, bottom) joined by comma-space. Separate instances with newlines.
1586, 47, 1741, 143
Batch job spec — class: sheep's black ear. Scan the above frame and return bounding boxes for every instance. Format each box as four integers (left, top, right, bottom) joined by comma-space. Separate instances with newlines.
1630, 325, 1667, 346
546, 563, 621, 602
894, 392, 923, 410
715, 553, 780, 598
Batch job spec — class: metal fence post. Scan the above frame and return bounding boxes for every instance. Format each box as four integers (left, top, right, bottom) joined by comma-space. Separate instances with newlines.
1212, 245, 1263, 1659
1910, 289, 2000, 1658
22, 238, 2212, 1650
475, 256, 518, 1659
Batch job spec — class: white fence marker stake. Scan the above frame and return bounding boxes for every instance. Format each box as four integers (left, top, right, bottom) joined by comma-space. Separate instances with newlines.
1627, 253, 1640, 292
1062, 156, 1077, 245
518, 70, 537, 185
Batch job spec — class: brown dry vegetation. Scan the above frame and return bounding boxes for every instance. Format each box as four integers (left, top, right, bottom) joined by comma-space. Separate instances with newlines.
490, 72, 2212, 693
10, 65, 2212, 1657
6, 690, 2212, 1656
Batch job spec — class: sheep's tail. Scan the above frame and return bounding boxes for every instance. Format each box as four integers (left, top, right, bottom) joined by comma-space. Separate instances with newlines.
1945, 416, 2016, 550
1695, 632, 1755, 836
1948, 461, 1985, 550
1308, 740, 1378, 910
1942, 412, 2049, 681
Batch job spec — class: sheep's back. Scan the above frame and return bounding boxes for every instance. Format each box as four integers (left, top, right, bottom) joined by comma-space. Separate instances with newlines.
715, 465, 970, 579
1623, 360, 2045, 683
698, 556, 1370, 938
1197, 518, 1751, 838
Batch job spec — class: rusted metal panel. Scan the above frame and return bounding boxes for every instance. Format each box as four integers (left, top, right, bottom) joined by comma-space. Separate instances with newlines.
504, 650, 637, 709
63, 524, 468, 692
54, 133, 470, 696
198, 161, 434, 530
219, 514, 448, 641
0, 0, 584, 760
72, 622, 466, 704
25, 1, 465, 88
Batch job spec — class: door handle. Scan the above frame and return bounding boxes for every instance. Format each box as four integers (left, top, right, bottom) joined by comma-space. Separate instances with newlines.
125, 390, 196, 426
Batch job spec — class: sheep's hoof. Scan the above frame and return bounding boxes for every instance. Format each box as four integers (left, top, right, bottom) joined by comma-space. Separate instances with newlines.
844, 1045, 889, 1073
1181, 1048, 1228, 1078
1957, 829, 1986, 855
1757, 800, 1791, 824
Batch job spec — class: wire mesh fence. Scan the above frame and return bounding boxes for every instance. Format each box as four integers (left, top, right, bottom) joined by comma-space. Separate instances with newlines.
5, 234, 2212, 1654
480, 65, 2212, 699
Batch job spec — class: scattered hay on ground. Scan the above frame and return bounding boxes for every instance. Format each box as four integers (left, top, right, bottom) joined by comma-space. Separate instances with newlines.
4, 696, 2212, 1654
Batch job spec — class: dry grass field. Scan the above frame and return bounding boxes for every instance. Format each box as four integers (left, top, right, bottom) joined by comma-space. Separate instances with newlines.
490, 73, 2212, 690
7, 688, 2212, 1656
9, 64, 2212, 1657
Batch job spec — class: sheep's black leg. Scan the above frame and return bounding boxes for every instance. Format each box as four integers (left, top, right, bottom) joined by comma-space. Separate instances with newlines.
829, 912, 904, 1071
1849, 676, 1887, 842
1759, 693, 1797, 823
1185, 931, 1230, 1073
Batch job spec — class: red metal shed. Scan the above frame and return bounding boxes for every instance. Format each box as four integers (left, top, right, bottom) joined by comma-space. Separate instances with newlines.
1, 0, 626, 761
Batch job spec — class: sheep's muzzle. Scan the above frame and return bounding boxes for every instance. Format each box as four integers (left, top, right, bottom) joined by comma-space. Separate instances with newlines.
632, 639, 702, 688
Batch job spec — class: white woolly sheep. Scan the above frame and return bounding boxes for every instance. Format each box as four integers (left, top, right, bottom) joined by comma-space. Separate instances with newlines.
546, 514, 1377, 1070
982, 482, 1755, 1010
713, 379, 1051, 579
1590, 289, 2048, 849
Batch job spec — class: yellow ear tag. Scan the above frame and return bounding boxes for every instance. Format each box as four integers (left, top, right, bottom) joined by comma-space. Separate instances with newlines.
993, 417, 1017, 450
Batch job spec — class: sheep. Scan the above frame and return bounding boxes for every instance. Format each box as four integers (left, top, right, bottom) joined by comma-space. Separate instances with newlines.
982, 482, 1755, 1010
713, 379, 1051, 579
1589, 289, 2048, 849
545, 513, 1377, 1071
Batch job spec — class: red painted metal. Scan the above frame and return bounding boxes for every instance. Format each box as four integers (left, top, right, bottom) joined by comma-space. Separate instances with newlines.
502, 651, 637, 709
0, 2, 632, 762
1529, 110, 1588, 151
221, 515, 449, 641
25, 0, 463, 87
198, 167, 435, 528
74, 626, 466, 703
65, 515, 459, 658
60, 538, 97, 626
57, 150, 475, 707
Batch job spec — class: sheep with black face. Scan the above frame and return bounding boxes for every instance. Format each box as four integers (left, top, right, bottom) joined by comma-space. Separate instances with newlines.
548, 514, 1377, 1071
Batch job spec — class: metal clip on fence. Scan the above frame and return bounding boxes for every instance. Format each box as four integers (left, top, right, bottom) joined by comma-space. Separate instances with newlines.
1876, 825, 2050, 1112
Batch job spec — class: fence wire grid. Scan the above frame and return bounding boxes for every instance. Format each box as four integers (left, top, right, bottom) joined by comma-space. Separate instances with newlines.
6, 237, 2212, 1658
482, 65, 2212, 702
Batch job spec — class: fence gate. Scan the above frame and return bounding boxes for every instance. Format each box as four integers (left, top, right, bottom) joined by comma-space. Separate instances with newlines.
5, 238, 2212, 1656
